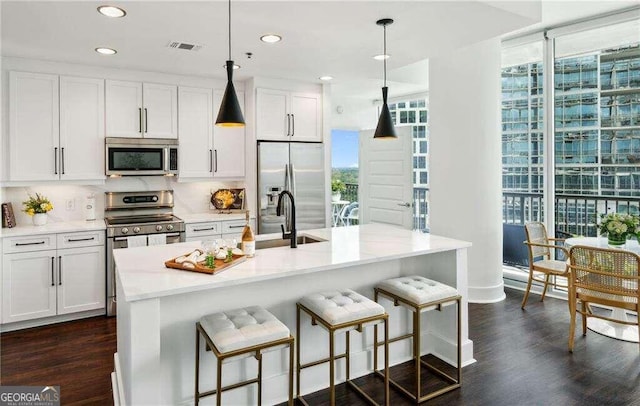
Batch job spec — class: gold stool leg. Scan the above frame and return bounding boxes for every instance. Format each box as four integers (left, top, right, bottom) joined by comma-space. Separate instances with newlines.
216, 356, 222, 406
195, 327, 200, 406
257, 352, 263, 406
289, 338, 294, 406
329, 330, 336, 406
384, 316, 390, 406
457, 298, 462, 385
374, 290, 379, 373
296, 305, 301, 400
346, 330, 351, 380
414, 308, 421, 403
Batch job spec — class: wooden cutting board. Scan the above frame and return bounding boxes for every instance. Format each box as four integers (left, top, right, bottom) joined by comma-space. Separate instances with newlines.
165, 251, 246, 275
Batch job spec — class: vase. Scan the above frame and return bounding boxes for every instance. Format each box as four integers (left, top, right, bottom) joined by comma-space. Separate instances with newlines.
607, 234, 626, 248
331, 193, 341, 202
32, 213, 47, 226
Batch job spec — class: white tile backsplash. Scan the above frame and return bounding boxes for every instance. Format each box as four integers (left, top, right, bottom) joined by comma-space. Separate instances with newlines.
1, 177, 243, 226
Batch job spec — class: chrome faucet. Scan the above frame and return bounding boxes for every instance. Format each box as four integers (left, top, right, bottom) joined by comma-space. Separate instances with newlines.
276, 190, 297, 248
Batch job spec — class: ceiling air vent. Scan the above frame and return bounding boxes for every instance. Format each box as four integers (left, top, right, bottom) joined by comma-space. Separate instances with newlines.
167, 41, 202, 52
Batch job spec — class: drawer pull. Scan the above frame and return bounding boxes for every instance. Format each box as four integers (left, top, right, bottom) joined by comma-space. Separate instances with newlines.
15, 241, 46, 246
192, 227, 215, 232
227, 225, 244, 229
68, 237, 95, 242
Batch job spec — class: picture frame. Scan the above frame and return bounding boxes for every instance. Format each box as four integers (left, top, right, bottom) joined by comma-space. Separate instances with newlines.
210, 188, 246, 212
2, 202, 16, 228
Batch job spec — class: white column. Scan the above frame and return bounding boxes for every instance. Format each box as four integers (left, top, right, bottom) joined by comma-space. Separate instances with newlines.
428, 38, 505, 303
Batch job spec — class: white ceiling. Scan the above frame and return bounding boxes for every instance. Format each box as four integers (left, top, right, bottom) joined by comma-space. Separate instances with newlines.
2, 1, 633, 102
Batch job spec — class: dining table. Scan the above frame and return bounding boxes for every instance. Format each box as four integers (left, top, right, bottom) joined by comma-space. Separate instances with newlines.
565, 237, 640, 343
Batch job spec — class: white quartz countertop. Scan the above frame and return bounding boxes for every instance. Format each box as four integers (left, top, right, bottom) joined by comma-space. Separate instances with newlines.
115, 223, 471, 302
0, 220, 106, 238
177, 212, 255, 223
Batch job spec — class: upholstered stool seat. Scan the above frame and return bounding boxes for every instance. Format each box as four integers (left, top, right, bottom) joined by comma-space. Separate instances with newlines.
297, 289, 390, 405
195, 306, 294, 406
375, 276, 461, 403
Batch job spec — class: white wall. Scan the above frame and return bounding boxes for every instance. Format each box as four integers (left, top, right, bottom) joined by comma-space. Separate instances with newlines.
428, 37, 505, 303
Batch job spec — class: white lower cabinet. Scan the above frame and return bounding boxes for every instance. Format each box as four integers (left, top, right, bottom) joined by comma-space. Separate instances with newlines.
2, 250, 58, 323
1, 232, 105, 325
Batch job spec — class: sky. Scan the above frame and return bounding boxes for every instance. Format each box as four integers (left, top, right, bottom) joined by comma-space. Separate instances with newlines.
331, 129, 359, 168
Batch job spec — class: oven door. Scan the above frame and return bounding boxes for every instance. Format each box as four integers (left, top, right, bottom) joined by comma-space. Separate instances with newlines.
106, 145, 168, 176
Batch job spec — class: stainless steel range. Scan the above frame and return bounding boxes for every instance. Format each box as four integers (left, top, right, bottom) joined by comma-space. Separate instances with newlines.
105, 190, 185, 316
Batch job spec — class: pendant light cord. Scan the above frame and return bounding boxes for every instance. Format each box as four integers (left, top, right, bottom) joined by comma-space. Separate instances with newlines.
383, 23, 387, 87
228, 0, 231, 61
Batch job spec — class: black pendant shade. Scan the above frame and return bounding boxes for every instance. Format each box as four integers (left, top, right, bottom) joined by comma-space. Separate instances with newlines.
215, 0, 245, 127
374, 87, 397, 139
216, 60, 245, 127
373, 18, 397, 139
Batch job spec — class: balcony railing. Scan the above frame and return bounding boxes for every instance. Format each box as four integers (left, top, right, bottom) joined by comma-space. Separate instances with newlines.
343, 183, 359, 203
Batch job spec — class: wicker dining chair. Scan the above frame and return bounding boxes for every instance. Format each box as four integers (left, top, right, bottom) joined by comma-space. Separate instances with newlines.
568, 245, 640, 352
522, 222, 570, 309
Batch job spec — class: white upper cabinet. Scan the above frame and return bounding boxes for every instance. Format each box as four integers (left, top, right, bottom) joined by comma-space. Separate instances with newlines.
59, 76, 105, 180
106, 80, 177, 139
105, 80, 143, 138
256, 88, 321, 142
9, 72, 59, 182
143, 83, 178, 139
178, 86, 214, 178
213, 90, 245, 178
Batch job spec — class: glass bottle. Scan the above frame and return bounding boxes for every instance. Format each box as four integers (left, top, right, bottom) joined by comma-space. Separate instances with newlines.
241, 210, 255, 257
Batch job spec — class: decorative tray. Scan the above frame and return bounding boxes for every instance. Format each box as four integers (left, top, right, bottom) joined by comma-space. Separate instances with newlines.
164, 251, 246, 275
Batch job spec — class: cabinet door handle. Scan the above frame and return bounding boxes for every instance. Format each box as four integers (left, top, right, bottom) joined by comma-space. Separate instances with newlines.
291, 114, 295, 136
144, 108, 148, 133
15, 241, 45, 246
54, 147, 58, 175
214, 150, 218, 173
58, 256, 62, 286
61, 147, 65, 175
209, 149, 213, 172
51, 257, 55, 287
68, 237, 95, 242
192, 227, 215, 232
139, 108, 143, 133
286, 114, 291, 136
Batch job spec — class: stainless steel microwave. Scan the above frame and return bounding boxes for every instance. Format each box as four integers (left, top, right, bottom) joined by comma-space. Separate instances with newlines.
105, 137, 178, 176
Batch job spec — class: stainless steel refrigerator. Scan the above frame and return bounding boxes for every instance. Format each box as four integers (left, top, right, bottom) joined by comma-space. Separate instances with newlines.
257, 141, 325, 234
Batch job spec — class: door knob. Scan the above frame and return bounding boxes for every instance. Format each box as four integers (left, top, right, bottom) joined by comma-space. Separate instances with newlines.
397, 202, 412, 208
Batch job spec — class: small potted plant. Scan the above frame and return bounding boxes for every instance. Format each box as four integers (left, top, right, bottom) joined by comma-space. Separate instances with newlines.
331, 179, 346, 202
22, 193, 53, 226
599, 212, 639, 247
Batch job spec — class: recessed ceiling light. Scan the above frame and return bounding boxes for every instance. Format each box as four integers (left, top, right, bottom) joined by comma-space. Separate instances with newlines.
222, 64, 241, 70
97, 5, 126, 18
95, 47, 117, 55
319, 76, 333, 81
373, 54, 390, 60
260, 34, 282, 43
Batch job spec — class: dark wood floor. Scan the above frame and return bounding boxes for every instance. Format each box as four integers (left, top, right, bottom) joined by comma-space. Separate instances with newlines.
2, 288, 640, 405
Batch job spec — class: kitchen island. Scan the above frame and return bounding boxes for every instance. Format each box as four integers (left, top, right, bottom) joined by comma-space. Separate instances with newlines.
113, 223, 473, 405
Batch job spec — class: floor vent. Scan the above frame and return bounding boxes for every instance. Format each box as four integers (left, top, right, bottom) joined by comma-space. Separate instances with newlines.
167, 41, 202, 52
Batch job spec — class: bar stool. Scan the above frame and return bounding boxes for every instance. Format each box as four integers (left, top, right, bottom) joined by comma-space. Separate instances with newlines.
195, 306, 294, 406
374, 276, 461, 403
297, 289, 390, 405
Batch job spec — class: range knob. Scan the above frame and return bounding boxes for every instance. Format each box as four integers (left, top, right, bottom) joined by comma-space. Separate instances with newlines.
133, 227, 141, 233
156, 225, 163, 231
166, 224, 174, 231
121, 227, 129, 234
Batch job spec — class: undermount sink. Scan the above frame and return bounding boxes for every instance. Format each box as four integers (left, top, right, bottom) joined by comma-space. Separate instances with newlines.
255, 235, 325, 250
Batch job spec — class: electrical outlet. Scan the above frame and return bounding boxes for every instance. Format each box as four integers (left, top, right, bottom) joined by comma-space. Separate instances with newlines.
65, 199, 75, 211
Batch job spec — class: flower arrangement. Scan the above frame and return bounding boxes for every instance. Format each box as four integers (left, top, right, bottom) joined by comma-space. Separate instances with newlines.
599, 212, 639, 246
22, 193, 53, 216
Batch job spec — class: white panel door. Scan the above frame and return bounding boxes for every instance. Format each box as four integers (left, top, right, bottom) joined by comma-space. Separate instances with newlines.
143, 83, 178, 139
290, 92, 322, 142
359, 126, 413, 229
256, 89, 289, 141
59, 76, 105, 180
9, 71, 59, 181
57, 246, 106, 315
178, 86, 213, 178
2, 250, 57, 323
213, 90, 245, 178
106, 80, 143, 138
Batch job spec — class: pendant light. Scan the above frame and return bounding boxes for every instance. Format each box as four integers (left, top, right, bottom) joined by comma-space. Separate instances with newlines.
373, 18, 397, 139
215, 0, 245, 127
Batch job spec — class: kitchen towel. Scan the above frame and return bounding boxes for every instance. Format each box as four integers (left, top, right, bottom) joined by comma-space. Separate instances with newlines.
126, 235, 147, 248
148, 234, 167, 246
